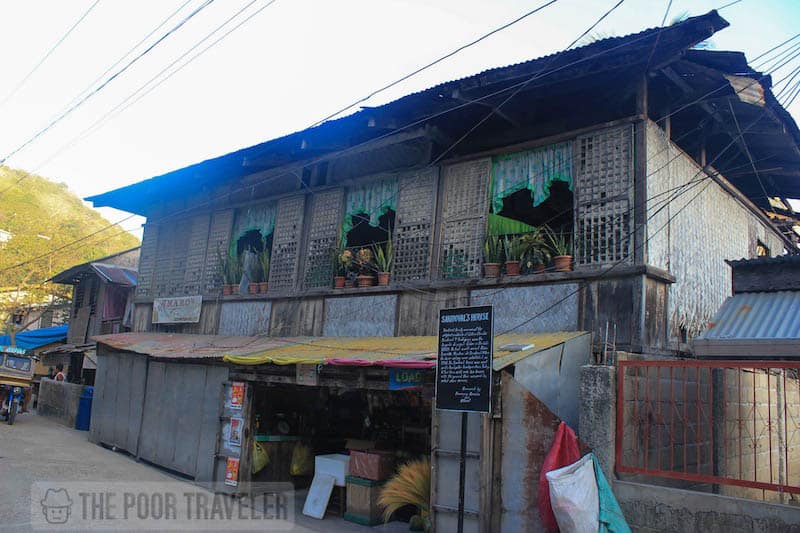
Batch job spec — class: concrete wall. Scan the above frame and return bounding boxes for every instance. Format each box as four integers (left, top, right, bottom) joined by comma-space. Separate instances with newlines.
616, 480, 800, 532
37, 378, 83, 428
579, 365, 617, 480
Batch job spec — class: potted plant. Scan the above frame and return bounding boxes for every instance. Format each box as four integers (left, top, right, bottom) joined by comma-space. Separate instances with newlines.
373, 234, 393, 286
218, 247, 242, 295
378, 457, 431, 532
335, 247, 352, 289
545, 226, 573, 272
520, 228, 549, 273
257, 247, 270, 293
355, 247, 375, 288
243, 249, 261, 294
502, 235, 523, 276
483, 235, 503, 278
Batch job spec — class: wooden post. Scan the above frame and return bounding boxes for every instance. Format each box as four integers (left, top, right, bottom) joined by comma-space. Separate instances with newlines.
633, 75, 649, 265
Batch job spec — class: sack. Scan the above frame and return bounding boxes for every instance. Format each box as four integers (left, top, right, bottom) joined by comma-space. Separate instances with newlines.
546, 453, 599, 533
539, 421, 581, 531
290, 443, 314, 476
252, 442, 269, 474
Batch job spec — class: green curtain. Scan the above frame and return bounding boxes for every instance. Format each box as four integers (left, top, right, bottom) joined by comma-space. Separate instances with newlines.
490, 142, 573, 214
342, 177, 399, 236
488, 213, 538, 236
232, 202, 277, 248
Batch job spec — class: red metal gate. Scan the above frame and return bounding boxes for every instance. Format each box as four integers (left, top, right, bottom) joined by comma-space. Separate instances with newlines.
616, 360, 800, 497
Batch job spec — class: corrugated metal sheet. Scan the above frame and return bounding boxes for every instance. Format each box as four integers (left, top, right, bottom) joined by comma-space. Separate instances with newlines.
94, 331, 587, 369
696, 291, 800, 341
91, 263, 137, 286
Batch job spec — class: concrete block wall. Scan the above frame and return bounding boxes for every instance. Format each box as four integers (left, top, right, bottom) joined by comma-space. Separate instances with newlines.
37, 379, 83, 428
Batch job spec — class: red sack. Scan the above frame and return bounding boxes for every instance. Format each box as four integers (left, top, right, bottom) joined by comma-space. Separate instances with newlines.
539, 421, 580, 532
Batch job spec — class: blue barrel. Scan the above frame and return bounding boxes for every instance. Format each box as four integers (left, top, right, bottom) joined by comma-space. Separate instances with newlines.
75, 386, 94, 431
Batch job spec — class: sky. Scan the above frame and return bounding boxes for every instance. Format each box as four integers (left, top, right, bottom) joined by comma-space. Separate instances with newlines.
0, 0, 798, 239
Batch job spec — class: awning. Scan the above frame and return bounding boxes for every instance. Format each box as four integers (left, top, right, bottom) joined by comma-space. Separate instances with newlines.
0, 325, 68, 350
693, 290, 800, 357
51, 262, 137, 286
94, 331, 587, 370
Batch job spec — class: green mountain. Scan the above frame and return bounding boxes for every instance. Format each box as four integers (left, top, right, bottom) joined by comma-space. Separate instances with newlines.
0, 166, 140, 297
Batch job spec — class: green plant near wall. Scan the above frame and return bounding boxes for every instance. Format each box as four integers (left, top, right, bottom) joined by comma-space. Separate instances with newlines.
373, 233, 393, 273
217, 246, 243, 285
258, 247, 271, 282
502, 235, 524, 262
545, 225, 573, 257
483, 235, 503, 264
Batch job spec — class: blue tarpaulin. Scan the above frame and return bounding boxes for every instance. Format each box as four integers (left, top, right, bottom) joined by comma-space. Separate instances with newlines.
0, 325, 68, 351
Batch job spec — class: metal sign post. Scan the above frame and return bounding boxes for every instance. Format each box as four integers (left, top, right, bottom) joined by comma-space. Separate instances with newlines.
435, 305, 493, 533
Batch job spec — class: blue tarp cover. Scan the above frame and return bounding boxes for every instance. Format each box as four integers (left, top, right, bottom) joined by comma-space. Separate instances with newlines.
0, 325, 68, 351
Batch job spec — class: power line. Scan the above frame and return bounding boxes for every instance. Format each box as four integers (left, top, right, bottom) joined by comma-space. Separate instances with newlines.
6, 16, 796, 278
0, 0, 217, 167
307, 0, 560, 128
0, 0, 102, 110
46, 0, 279, 165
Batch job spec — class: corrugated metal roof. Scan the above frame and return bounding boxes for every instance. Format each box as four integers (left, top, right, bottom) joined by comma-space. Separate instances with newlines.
696, 291, 800, 341
91, 263, 137, 286
94, 331, 588, 370
726, 255, 800, 268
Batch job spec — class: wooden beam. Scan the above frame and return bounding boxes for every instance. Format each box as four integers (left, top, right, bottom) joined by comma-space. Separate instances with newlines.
634, 75, 648, 264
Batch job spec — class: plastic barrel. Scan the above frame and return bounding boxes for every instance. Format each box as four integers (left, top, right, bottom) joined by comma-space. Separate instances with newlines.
75, 386, 94, 431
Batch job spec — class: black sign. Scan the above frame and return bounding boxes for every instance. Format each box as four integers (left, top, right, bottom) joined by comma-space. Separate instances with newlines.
435, 305, 493, 413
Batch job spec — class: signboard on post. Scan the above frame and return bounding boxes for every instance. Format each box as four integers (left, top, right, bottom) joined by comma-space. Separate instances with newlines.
435, 305, 493, 413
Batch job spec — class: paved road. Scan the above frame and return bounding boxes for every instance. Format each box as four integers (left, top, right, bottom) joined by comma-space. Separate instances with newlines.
0, 412, 408, 532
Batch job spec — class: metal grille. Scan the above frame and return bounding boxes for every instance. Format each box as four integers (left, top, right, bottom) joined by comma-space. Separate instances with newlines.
152, 218, 190, 297
303, 188, 344, 289
575, 125, 633, 265
438, 159, 490, 279
617, 360, 800, 500
393, 168, 438, 283
269, 195, 306, 292
183, 214, 211, 295
136, 223, 158, 298
202, 209, 234, 294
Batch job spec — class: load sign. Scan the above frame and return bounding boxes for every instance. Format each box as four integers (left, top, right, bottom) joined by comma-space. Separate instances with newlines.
435, 305, 493, 413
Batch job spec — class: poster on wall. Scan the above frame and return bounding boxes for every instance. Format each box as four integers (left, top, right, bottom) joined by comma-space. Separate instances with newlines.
229, 417, 243, 447
229, 382, 245, 410
435, 305, 493, 413
152, 295, 202, 323
224, 457, 240, 487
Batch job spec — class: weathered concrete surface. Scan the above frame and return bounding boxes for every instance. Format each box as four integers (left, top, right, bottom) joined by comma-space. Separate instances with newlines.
579, 364, 616, 482
0, 413, 407, 532
36, 378, 83, 428
470, 283, 579, 334
322, 294, 397, 337
616, 480, 800, 532
218, 300, 272, 335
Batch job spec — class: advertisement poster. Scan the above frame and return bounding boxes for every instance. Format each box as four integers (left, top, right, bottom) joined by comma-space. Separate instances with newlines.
151, 295, 203, 324
229, 382, 245, 410
229, 417, 243, 447
224, 457, 240, 487
435, 305, 493, 413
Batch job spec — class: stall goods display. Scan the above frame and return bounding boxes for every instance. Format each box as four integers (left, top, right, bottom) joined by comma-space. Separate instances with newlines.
349, 450, 396, 481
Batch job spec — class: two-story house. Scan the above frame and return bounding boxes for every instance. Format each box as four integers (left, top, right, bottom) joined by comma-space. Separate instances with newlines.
84, 11, 800, 530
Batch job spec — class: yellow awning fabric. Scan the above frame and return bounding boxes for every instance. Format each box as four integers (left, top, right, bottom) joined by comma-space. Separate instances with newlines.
221, 331, 587, 370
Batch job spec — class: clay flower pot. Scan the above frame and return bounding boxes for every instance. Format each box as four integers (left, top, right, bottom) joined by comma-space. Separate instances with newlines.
377, 272, 390, 286
357, 275, 375, 288
553, 255, 573, 272
248, 282, 259, 294
534, 263, 546, 274
484, 263, 501, 278
334, 276, 346, 289
223, 285, 233, 296
344, 278, 355, 289
258, 282, 269, 293
505, 261, 521, 276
